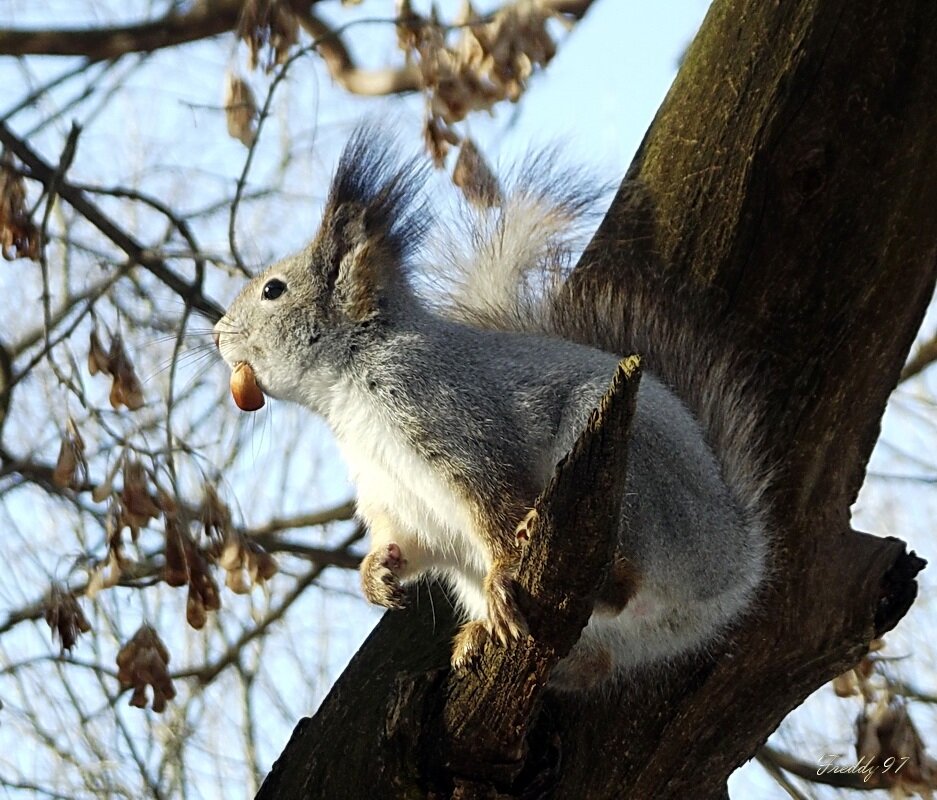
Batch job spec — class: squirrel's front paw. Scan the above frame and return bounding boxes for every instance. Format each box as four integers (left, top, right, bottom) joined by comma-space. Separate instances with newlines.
360, 543, 407, 609
514, 508, 538, 546
485, 566, 529, 647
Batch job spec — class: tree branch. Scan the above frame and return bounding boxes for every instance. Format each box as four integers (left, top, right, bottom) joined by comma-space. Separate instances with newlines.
0, 120, 225, 322
901, 333, 937, 382
0, 0, 247, 60
0, 0, 595, 98
437, 357, 641, 783
293, 9, 421, 96
760, 745, 880, 791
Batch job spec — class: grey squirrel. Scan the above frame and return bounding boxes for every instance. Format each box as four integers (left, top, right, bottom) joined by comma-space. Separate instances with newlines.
214, 128, 769, 689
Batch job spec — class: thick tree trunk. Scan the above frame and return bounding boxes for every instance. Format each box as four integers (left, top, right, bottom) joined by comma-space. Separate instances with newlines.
257, 0, 935, 797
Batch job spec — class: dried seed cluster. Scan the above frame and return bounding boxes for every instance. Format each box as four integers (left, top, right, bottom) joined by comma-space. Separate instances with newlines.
0, 152, 41, 261
44, 586, 91, 652
452, 138, 502, 208
164, 513, 222, 630
84, 459, 277, 636
88, 328, 145, 410
219, 537, 278, 594
831, 641, 937, 792
237, 0, 299, 71
116, 625, 177, 713
52, 417, 88, 490
397, 0, 561, 163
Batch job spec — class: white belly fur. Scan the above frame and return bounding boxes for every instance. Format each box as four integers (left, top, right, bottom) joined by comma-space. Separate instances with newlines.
326, 379, 491, 620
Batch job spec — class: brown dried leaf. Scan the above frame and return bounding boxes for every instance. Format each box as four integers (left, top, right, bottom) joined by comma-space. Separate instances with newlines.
88, 329, 109, 376
44, 587, 91, 652
86, 551, 122, 599
0, 153, 41, 261
163, 518, 190, 588
114, 359, 145, 410
116, 624, 176, 713
52, 439, 77, 489
179, 540, 221, 629
91, 479, 112, 504
236, 0, 298, 71
223, 72, 258, 148
186, 590, 208, 630
401, 2, 563, 158
424, 117, 460, 167
833, 670, 860, 698
225, 567, 251, 595
395, 0, 421, 55
218, 538, 243, 572
196, 569, 221, 612
156, 489, 178, 516
269, 4, 298, 66
247, 541, 278, 583
104, 334, 145, 410
455, 0, 478, 27
221, 537, 278, 593
52, 417, 88, 490
453, 139, 502, 208
202, 485, 232, 543
121, 461, 161, 522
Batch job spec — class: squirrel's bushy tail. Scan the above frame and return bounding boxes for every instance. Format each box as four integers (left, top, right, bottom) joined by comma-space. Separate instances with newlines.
433, 164, 771, 569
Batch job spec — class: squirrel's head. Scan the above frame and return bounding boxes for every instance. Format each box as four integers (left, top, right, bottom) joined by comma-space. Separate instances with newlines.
215, 128, 428, 410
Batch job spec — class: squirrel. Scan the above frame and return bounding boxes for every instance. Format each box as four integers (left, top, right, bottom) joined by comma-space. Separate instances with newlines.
214, 128, 770, 690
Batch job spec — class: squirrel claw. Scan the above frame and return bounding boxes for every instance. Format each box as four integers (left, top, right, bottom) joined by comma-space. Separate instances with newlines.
451, 620, 489, 671
485, 569, 529, 647
514, 508, 538, 547
360, 543, 408, 609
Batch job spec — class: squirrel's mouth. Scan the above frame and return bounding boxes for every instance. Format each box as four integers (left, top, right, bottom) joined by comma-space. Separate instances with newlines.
230, 361, 266, 412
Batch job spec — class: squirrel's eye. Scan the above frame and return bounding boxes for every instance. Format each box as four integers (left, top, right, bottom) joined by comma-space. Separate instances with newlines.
262, 279, 287, 300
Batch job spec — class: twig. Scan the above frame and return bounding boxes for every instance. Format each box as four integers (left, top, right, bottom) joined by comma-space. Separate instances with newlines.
760, 745, 879, 791
0, 120, 225, 321
176, 526, 365, 685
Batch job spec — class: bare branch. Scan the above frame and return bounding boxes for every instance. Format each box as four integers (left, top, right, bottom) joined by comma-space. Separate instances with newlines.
755, 749, 810, 800
760, 745, 878, 791
245, 499, 355, 537
0, 0, 246, 60
901, 332, 937, 382
176, 526, 364, 686
294, 10, 421, 96
0, 120, 225, 322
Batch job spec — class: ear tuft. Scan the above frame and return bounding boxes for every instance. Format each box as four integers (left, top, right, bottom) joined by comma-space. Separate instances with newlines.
317, 126, 430, 319
327, 126, 429, 264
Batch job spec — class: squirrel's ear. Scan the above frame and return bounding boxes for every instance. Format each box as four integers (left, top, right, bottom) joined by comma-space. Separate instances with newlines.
313, 129, 428, 322
318, 202, 398, 322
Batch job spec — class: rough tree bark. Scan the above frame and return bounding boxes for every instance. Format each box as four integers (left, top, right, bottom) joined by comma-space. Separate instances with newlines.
257, 0, 935, 797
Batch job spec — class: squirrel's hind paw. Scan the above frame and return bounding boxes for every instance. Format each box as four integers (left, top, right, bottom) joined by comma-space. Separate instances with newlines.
450, 586, 528, 672
360, 544, 407, 609
451, 620, 489, 671
485, 567, 529, 647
